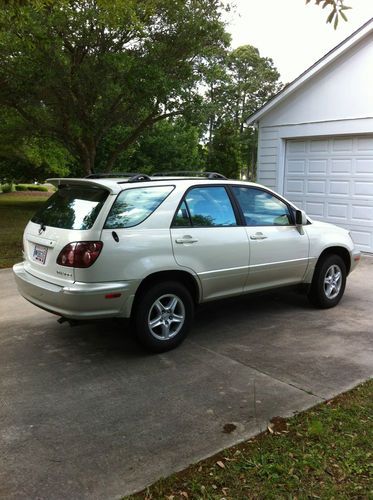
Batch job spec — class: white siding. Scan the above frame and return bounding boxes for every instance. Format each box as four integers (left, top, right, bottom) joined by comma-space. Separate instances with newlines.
260, 34, 373, 127
256, 128, 279, 190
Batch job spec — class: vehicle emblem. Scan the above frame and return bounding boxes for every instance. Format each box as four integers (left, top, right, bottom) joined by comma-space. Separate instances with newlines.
39, 223, 46, 235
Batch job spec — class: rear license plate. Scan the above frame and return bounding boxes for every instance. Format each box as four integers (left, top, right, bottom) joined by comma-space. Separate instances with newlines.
33, 244, 48, 264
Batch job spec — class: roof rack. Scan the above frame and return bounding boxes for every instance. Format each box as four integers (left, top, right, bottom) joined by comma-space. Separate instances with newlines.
85, 171, 227, 182
153, 171, 227, 180
85, 172, 151, 183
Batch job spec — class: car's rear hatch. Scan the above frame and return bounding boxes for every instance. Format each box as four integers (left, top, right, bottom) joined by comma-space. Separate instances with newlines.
23, 180, 113, 286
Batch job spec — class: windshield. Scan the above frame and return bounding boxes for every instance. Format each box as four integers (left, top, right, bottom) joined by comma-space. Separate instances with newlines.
31, 186, 109, 230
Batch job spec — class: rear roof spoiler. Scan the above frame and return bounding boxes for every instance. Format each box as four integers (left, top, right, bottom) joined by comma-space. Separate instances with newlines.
47, 178, 116, 194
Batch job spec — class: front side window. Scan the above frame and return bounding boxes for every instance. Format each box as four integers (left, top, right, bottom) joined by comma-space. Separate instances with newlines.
232, 186, 292, 226
105, 185, 174, 229
173, 186, 237, 227
31, 186, 109, 230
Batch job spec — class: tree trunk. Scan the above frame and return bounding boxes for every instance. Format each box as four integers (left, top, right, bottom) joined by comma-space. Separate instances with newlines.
78, 139, 96, 176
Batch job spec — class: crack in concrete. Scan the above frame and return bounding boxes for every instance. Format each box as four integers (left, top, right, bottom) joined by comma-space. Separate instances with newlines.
187, 339, 326, 401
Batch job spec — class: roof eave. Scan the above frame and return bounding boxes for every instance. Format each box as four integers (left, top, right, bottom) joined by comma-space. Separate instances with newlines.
246, 17, 373, 125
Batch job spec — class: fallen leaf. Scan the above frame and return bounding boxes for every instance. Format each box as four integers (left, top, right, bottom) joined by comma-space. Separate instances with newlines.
267, 425, 274, 434
223, 423, 237, 434
216, 460, 225, 469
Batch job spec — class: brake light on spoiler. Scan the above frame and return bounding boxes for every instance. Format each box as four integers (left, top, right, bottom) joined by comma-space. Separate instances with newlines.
57, 241, 103, 268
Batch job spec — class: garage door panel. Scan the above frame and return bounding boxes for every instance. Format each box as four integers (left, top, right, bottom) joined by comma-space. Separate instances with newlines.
353, 181, 373, 198
328, 180, 350, 196
287, 159, 306, 174
307, 179, 327, 195
305, 201, 325, 217
310, 139, 329, 152
355, 158, 373, 175
285, 179, 304, 195
357, 137, 373, 151
327, 202, 349, 220
351, 204, 373, 223
308, 159, 327, 174
284, 135, 373, 253
331, 158, 353, 174
333, 138, 353, 152
288, 141, 307, 153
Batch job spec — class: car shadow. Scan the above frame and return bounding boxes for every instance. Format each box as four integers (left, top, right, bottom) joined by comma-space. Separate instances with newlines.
50, 286, 312, 360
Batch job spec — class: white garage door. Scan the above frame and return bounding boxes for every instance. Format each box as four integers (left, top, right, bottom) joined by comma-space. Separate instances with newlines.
284, 136, 373, 253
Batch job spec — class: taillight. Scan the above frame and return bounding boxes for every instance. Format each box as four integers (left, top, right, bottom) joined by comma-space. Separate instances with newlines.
56, 241, 103, 268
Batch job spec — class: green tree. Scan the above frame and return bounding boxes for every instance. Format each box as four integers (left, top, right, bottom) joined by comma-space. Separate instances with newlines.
94, 118, 202, 173
0, 0, 229, 176
0, 107, 72, 181
206, 45, 281, 179
208, 121, 242, 179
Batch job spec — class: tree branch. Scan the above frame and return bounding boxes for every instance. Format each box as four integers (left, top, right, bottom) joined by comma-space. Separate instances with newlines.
104, 110, 182, 172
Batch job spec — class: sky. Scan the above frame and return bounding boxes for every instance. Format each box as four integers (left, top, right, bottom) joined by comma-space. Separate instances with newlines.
224, 0, 373, 84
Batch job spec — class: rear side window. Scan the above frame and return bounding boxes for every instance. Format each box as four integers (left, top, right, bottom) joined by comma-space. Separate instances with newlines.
31, 186, 109, 230
104, 185, 174, 229
172, 186, 237, 227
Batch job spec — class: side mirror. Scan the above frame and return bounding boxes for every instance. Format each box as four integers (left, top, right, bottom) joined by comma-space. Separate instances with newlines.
295, 209, 307, 226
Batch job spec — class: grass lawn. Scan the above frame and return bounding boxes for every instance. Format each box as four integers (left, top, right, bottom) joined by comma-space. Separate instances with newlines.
0, 191, 51, 269
128, 380, 373, 499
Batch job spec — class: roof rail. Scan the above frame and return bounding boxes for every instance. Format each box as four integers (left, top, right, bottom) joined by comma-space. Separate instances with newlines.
127, 174, 152, 183
85, 172, 152, 182
153, 171, 227, 180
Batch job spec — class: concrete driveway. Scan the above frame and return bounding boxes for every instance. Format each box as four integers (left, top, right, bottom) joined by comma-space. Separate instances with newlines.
0, 257, 372, 499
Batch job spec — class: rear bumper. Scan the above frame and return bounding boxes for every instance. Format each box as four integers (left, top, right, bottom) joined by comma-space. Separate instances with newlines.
13, 262, 139, 319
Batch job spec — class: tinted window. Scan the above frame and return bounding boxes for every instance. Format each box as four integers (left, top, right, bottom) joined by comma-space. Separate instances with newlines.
180, 186, 237, 227
31, 186, 109, 230
105, 185, 174, 229
173, 201, 191, 227
232, 187, 292, 226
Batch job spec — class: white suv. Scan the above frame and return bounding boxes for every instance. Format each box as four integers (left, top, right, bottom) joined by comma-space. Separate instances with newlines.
13, 172, 361, 352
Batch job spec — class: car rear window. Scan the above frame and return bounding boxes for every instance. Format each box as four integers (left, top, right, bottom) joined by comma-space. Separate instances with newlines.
104, 185, 174, 229
31, 186, 109, 230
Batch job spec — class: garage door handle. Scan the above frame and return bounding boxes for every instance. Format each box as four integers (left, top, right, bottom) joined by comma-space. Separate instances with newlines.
250, 233, 267, 240
175, 236, 198, 244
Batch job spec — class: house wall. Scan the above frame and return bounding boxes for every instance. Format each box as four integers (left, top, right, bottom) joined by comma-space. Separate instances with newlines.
256, 33, 373, 194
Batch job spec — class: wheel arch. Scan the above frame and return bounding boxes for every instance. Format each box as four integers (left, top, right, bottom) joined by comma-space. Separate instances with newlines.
132, 270, 201, 315
316, 246, 351, 275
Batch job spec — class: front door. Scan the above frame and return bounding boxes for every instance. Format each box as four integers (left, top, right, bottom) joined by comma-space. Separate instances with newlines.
230, 186, 309, 291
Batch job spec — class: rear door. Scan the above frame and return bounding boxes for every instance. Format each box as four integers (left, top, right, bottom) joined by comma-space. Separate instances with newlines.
171, 185, 249, 300
24, 185, 109, 285
230, 186, 309, 291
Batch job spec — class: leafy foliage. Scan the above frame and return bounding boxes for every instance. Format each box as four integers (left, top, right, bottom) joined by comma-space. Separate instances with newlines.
306, 0, 352, 29
205, 45, 281, 179
0, 0, 229, 175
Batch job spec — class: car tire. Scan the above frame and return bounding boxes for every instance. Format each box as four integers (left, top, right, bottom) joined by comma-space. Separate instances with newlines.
133, 281, 194, 353
308, 254, 346, 309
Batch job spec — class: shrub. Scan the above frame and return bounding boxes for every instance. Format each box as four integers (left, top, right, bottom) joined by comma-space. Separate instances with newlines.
27, 185, 48, 192
15, 184, 28, 191
1, 183, 13, 193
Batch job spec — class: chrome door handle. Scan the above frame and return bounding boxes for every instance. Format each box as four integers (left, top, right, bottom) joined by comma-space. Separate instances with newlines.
250, 232, 268, 240
175, 236, 198, 244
